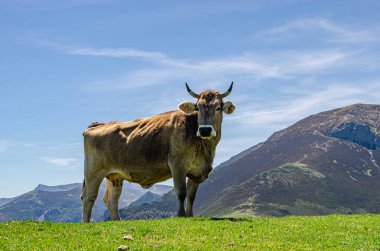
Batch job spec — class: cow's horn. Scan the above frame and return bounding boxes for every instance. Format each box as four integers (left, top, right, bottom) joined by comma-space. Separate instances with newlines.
185, 82, 200, 99
220, 82, 234, 98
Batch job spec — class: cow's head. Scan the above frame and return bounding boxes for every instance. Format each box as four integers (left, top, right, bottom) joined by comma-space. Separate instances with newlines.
179, 82, 236, 140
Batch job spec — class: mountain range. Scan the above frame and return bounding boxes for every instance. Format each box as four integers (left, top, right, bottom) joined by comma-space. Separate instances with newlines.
0, 182, 171, 222
2, 104, 380, 221
115, 104, 380, 219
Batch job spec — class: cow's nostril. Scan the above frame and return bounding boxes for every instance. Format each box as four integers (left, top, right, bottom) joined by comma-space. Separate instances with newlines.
199, 127, 212, 136
198, 125, 215, 138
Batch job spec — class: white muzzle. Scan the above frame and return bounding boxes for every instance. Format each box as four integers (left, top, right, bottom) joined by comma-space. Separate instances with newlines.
197, 125, 217, 139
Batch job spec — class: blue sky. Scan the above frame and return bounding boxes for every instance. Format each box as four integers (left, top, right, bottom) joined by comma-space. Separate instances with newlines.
1, 0, 380, 198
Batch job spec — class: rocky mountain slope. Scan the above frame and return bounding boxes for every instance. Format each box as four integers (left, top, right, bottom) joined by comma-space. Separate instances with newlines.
117, 104, 380, 219
196, 103, 380, 216
0, 182, 171, 222
0, 198, 15, 207
114, 190, 177, 220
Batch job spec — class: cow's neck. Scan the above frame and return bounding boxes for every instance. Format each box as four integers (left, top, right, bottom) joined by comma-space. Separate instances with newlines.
195, 138, 216, 166
196, 123, 221, 166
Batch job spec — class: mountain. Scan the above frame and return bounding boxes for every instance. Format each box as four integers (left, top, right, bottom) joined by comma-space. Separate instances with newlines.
0, 198, 15, 207
118, 104, 380, 219
0, 183, 84, 222
195, 103, 380, 216
103, 191, 168, 221
35, 184, 79, 193
114, 190, 177, 220
0, 182, 172, 222
128, 191, 162, 208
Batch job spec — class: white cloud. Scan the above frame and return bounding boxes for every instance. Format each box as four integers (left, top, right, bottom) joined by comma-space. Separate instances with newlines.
235, 80, 380, 129
67, 47, 168, 60
26, 35, 168, 63
26, 35, 357, 91
82, 49, 353, 91
254, 18, 377, 43
290, 51, 348, 71
41, 157, 78, 167
207, 80, 380, 166
24, 28, 380, 139
39, 143, 82, 169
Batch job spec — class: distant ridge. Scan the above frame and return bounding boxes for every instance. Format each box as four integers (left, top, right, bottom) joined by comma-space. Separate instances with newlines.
35, 183, 80, 193
0, 182, 172, 222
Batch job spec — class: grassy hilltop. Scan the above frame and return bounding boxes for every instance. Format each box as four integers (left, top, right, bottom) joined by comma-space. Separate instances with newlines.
1, 215, 380, 250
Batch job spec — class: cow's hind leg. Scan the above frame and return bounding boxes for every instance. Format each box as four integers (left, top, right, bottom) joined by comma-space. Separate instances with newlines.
103, 177, 123, 221
186, 179, 199, 217
81, 175, 103, 223
170, 162, 187, 217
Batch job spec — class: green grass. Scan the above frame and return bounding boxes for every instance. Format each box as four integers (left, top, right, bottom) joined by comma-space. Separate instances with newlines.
1, 215, 380, 250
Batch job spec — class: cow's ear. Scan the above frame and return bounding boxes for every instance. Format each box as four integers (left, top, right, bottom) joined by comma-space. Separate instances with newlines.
178, 101, 197, 114
223, 101, 236, 114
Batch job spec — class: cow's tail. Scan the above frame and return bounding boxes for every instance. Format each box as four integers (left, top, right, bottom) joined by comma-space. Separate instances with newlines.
81, 179, 86, 201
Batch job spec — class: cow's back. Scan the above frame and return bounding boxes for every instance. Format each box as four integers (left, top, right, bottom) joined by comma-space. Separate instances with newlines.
83, 111, 182, 185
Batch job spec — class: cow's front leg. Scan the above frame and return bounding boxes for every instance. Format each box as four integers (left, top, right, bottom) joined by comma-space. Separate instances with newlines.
186, 178, 199, 217
170, 163, 187, 217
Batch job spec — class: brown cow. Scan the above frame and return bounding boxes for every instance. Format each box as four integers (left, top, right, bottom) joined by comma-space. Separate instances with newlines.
81, 83, 236, 222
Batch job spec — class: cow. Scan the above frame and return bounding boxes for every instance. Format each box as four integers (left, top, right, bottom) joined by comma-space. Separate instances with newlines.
81, 83, 236, 222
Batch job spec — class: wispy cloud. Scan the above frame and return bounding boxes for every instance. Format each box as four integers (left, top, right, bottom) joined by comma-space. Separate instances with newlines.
290, 51, 348, 71
83, 49, 353, 91
235, 80, 380, 129
41, 157, 78, 167
254, 18, 378, 43
27, 36, 168, 62
67, 47, 168, 60
0, 140, 33, 153
26, 29, 372, 94
212, 78, 379, 164
23, 25, 379, 134
39, 143, 83, 169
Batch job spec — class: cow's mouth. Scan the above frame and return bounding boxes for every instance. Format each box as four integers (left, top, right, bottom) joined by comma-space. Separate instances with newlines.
200, 136, 212, 140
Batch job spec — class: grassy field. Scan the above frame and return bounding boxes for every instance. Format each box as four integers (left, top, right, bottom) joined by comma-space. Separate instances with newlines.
1, 215, 380, 250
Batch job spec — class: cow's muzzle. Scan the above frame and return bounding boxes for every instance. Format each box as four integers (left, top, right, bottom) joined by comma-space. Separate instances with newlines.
197, 125, 216, 139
